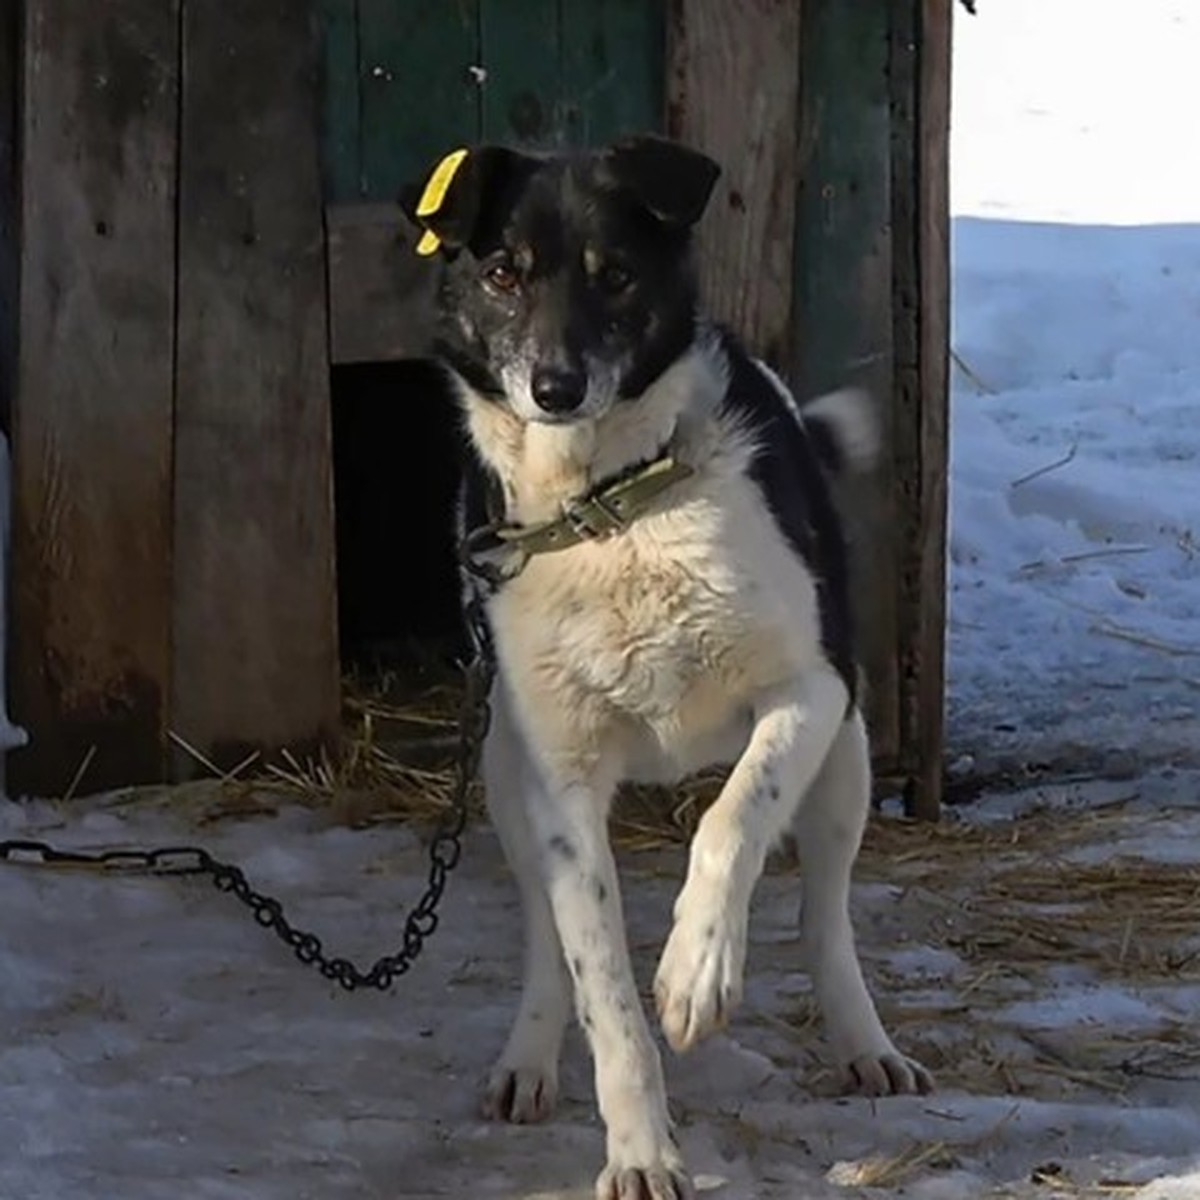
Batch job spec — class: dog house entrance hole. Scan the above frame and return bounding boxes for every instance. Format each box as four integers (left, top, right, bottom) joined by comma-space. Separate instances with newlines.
331, 360, 467, 682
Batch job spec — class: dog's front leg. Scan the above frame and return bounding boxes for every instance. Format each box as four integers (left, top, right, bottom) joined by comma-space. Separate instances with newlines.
481, 688, 573, 1125
532, 771, 692, 1200
655, 667, 848, 1052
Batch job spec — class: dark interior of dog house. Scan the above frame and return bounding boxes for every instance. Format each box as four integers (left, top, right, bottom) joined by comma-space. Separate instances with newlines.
331, 361, 467, 675
2, 0, 950, 813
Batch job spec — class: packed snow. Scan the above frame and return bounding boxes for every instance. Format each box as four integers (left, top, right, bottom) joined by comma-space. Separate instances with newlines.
948, 0, 1200, 778
4, 1, 1200, 1198
5, 777, 1200, 1200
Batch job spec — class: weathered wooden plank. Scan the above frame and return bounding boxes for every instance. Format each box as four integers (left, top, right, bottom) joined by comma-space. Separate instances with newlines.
0, 0, 21, 799
9, 0, 178, 795
173, 0, 339, 774
666, 0, 801, 368
910, 0, 952, 817
326, 203, 439, 364
0, 0, 18, 435
794, 0, 900, 768
560, 0, 664, 147
316, 0, 362, 201
888, 2, 922, 804
357, 0, 479, 200
479, 0, 560, 144
887, 0, 950, 819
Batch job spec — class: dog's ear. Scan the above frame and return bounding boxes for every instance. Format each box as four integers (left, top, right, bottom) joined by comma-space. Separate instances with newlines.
400, 146, 534, 257
604, 135, 721, 228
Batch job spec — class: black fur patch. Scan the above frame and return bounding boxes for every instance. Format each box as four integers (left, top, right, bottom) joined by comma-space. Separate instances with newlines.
718, 334, 858, 703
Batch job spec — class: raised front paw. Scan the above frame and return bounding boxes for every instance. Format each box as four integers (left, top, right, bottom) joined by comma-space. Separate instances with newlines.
481, 1060, 558, 1124
844, 1050, 935, 1097
653, 900, 747, 1054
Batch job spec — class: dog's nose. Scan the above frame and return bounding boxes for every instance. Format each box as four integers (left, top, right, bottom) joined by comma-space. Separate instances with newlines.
531, 366, 587, 415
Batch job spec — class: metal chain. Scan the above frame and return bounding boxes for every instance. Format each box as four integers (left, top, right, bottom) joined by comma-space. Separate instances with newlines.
0, 581, 497, 994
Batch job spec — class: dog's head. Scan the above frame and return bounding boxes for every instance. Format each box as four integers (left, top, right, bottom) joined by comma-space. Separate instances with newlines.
401, 136, 720, 424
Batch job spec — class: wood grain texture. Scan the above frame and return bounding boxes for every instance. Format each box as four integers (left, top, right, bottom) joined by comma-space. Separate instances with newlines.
912, 0, 952, 817
666, 0, 801, 368
889, 0, 950, 819
793, 0, 900, 766
0, 0, 17, 435
357, 0, 479, 200
173, 0, 338, 775
10, 0, 178, 795
326, 203, 438, 364
479, 0, 559, 144
560, 0, 664, 147
316, 0, 362, 202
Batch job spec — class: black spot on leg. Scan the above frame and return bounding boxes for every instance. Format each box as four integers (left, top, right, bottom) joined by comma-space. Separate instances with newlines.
592, 875, 608, 904
571, 955, 585, 981
580, 1005, 594, 1031
547, 834, 578, 861
703, 923, 716, 943
759, 767, 782, 804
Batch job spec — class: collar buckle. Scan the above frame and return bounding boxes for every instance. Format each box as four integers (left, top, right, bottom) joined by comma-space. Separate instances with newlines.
561, 494, 627, 541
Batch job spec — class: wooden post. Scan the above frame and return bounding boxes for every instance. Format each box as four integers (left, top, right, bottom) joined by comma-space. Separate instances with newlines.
172, 0, 339, 775
9, 0, 179, 795
0, 0, 17, 435
913, 0, 951, 816
890, 0, 951, 819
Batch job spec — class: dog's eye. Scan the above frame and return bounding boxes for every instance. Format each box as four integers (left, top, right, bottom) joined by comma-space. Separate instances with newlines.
483, 261, 520, 294
597, 264, 633, 294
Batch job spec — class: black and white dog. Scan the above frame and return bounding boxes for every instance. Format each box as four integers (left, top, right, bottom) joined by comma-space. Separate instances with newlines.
403, 135, 931, 1200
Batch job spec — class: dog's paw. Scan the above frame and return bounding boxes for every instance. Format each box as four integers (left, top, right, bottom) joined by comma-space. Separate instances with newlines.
596, 1150, 693, 1200
844, 1051, 935, 1097
481, 1061, 558, 1124
654, 899, 747, 1053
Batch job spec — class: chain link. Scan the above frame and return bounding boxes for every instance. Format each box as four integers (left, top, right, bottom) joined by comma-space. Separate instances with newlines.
0, 580, 497, 994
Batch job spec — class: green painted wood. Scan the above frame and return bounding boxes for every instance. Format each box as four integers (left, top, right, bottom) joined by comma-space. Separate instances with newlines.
793, 0, 900, 764
560, 0, 664, 146
357, 0, 480, 199
478, 0, 560, 144
317, 0, 361, 200
793, 0, 892, 397
322, 1, 664, 200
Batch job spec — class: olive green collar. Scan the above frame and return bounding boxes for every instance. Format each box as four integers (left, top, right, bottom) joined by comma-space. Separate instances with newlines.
463, 451, 694, 586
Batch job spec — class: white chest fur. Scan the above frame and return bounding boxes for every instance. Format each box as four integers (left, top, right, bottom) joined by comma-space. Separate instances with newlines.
488, 465, 824, 781
459, 338, 830, 782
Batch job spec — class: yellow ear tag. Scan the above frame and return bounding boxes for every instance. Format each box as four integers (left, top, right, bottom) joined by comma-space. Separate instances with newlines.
415, 229, 442, 256
414, 148, 469, 256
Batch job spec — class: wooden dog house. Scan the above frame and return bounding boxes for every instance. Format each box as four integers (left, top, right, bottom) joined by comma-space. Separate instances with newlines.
0, 0, 951, 816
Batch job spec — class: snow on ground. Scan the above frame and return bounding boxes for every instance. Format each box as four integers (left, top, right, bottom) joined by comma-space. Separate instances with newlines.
5, 777, 1200, 1200
948, 0, 1200, 777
